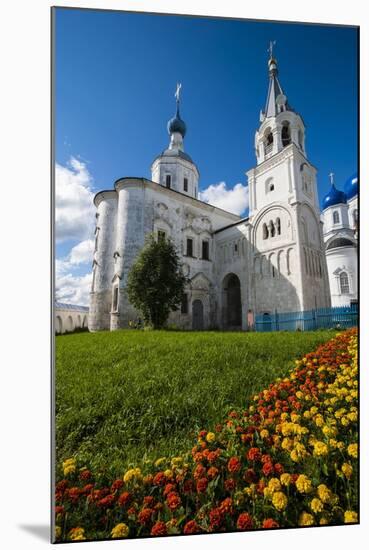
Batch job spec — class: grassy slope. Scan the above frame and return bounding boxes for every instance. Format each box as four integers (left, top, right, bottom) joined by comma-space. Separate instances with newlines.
55, 330, 333, 475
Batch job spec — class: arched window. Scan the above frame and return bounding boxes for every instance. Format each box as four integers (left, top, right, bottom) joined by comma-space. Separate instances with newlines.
270, 221, 275, 237
281, 122, 291, 147
112, 286, 119, 312
276, 218, 281, 235
262, 223, 269, 240
264, 128, 273, 155
333, 211, 340, 224
339, 272, 350, 294
298, 129, 304, 150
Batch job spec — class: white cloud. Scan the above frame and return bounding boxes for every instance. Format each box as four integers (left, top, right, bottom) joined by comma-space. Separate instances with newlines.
55, 157, 95, 243
55, 272, 92, 306
199, 181, 249, 216
69, 239, 94, 266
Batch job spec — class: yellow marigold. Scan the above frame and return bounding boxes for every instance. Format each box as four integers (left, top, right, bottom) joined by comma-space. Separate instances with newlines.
303, 410, 311, 419
310, 498, 324, 513
111, 523, 129, 539
123, 467, 142, 483
319, 517, 329, 525
282, 437, 293, 451
295, 391, 303, 399
296, 474, 312, 494
281, 412, 289, 421
272, 491, 288, 511
55, 526, 62, 539
317, 484, 332, 504
280, 473, 292, 486
347, 443, 358, 458
344, 511, 358, 524
164, 469, 173, 479
315, 415, 324, 427
341, 463, 353, 479
310, 406, 318, 415
291, 412, 300, 422
155, 457, 166, 467
313, 441, 329, 457
337, 442, 345, 451
268, 478, 281, 492
298, 512, 315, 526
63, 457, 76, 476
260, 429, 269, 439
341, 417, 350, 427
69, 527, 86, 541
171, 456, 183, 467
206, 432, 216, 443
329, 439, 338, 449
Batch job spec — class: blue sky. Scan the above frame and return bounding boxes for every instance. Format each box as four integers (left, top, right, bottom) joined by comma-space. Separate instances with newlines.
54, 8, 358, 304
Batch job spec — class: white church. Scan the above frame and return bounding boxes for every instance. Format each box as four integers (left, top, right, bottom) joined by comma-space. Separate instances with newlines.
88, 51, 358, 332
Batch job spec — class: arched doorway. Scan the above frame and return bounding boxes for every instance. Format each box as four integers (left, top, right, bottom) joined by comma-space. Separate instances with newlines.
192, 299, 204, 330
56, 316, 63, 334
262, 312, 272, 332
77, 314, 82, 328
83, 316, 88, 328
223, 273, 242, 329
66, 315, 74, 332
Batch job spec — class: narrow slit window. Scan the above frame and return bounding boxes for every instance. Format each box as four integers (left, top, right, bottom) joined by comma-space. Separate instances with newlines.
184, 178, 188, 192
186, 238, 193, 257
112, 287, 119, 312
181, 294, 188, 314
202, 240, 209, 260
166, 174, 171, 189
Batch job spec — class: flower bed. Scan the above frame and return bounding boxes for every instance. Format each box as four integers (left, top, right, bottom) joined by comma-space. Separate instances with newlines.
54, 329, 358, 541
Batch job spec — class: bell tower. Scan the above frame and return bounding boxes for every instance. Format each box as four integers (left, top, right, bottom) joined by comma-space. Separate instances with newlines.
247, 44, 331, 313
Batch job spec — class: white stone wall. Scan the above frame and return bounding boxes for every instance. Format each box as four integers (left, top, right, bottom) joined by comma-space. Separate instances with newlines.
326, 246, 358, 307
55, 306, 89, 334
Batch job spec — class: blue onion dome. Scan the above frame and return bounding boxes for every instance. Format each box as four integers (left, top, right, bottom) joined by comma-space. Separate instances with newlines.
322, 183, 347, 210
167, 105, 187, 138
344, 172, 358, 201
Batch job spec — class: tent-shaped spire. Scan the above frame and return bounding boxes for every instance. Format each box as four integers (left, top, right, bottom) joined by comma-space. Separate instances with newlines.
263, 45, 293, 119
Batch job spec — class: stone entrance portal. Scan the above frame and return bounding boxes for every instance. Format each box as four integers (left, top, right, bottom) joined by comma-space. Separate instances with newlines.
223, 273, 242, 329
192, 299, 204, 330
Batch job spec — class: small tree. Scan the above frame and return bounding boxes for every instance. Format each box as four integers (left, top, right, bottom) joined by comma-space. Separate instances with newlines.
126, 234, 187, 329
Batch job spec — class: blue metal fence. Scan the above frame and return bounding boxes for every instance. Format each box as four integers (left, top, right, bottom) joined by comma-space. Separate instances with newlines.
255, 304, 358, 332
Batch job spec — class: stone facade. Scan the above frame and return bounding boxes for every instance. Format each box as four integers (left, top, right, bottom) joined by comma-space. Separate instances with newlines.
88, 56, 339, 332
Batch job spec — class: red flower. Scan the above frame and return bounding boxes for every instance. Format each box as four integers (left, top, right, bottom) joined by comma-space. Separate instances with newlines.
127, 506, 136, 516
163, 483, 176, 497
153, 472, 166, 486
274, 463, 284, 475
138, 507, 153, 525
183, 520, 201, 534
224, 478, 236, 492
143, 495, 155, 508
243, 468, 257, 483
66, 487, 80, 503
80, 483, 94, 495
166, 491, 181, 510
111, 479, 124, 492
209, 507, 223, 529
193, 464, 206, 479
55, 505, 64, 515
118, 491, 131, 507
207, 450, 219, 464
227, 456, 241, 474
196, 477, 208, 493
56, 480, 68, 493
193, 452, 204, 463
215, 424, 223, 432
207, 466, 219, 480
261, 454, 272, 464
262, 518, 279, 529
97, 494, 115, 508
151, 521, 167, 536
247, 447, 262, 462
237, 512, 253, 530
79, 469, 92, 481
220, 497, 233, 514
262, 461, 274, 477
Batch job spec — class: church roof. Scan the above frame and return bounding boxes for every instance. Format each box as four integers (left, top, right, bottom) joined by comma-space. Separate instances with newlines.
322, 183, 347, 210
326, 238, 356, 250
55, 302, 89, 311
344, 172, 358, 201
264, 57, 294, 119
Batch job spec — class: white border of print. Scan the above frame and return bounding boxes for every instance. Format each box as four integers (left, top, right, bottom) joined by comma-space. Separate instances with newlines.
1, 1, 366, 549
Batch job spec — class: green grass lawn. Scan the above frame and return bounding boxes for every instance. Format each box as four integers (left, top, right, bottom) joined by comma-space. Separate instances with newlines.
55, 329, 334, 475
